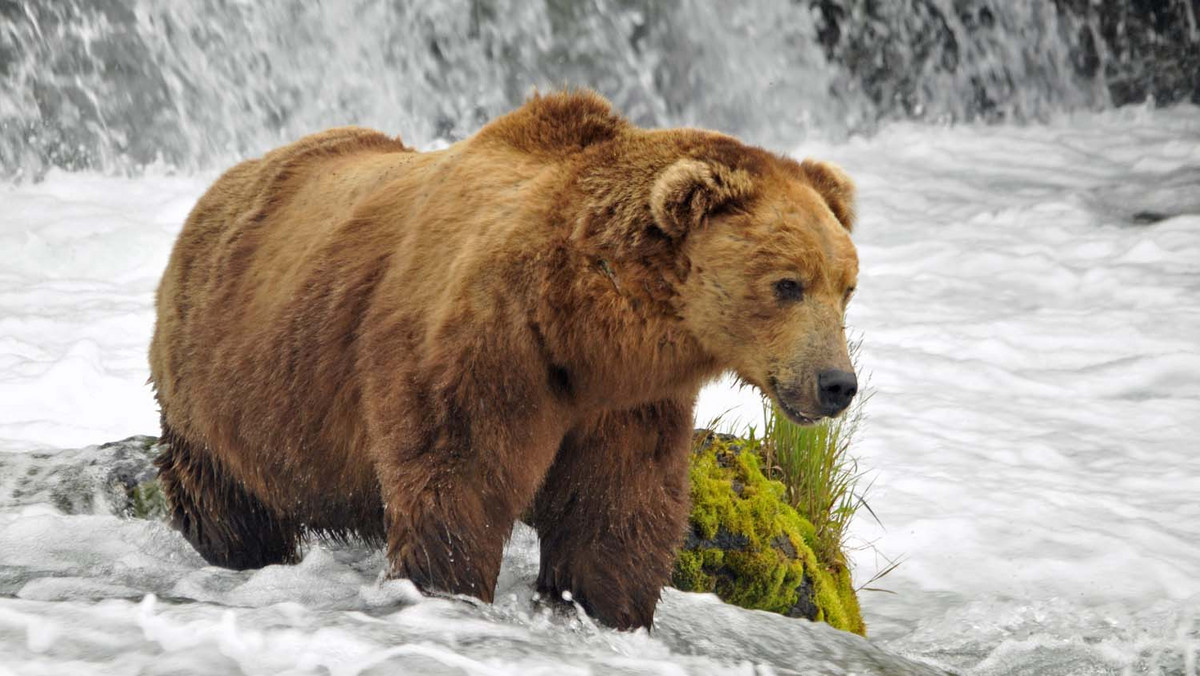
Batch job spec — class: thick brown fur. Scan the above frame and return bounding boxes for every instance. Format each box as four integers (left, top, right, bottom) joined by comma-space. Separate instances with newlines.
149, 90, 859, 630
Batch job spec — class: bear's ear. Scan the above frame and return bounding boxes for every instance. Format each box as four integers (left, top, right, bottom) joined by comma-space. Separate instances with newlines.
650, 158, 754, 238
800, 159, 856, 231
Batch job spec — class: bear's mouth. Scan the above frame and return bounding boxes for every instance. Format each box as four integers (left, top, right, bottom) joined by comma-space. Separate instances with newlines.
768, 377, 822, 426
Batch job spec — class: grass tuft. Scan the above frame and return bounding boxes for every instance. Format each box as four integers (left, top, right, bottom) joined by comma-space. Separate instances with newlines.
755, 340, 877, 572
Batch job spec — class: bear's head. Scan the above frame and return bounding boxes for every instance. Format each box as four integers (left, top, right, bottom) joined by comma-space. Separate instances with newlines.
652, 149, 859, 424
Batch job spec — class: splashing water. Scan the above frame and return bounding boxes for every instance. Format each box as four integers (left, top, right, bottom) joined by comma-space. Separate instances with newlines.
2, 103, 1198, 673
2, 1, 1199, 673
2, 0, 1198, 178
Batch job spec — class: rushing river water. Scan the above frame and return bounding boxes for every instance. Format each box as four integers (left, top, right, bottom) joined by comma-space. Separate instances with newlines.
3, 0, 1198, 178
2, 1, 1199, 674
2, 104, 1197, 675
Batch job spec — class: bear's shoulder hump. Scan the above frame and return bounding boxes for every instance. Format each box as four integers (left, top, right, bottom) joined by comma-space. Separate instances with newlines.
473, 90, 629, 157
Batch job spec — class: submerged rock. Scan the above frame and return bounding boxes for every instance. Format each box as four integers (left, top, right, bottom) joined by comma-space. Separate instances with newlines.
11, 433, 866, 634
0, 435, 166, 520
673, 431, 865, 635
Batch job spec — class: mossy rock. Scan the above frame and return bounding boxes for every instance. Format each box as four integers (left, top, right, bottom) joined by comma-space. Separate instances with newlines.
0, 435, 168, 519
672, 431, 865, 636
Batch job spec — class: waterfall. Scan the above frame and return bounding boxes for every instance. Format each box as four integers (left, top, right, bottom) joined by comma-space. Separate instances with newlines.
1, 0, 1196, 178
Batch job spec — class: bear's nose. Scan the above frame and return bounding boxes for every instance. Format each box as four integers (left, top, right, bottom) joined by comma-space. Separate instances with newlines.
817, 369, 858, 416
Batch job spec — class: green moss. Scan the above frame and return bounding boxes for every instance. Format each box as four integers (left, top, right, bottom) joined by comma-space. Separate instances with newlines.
128, 478, 168, 520
673, 432, 865, 635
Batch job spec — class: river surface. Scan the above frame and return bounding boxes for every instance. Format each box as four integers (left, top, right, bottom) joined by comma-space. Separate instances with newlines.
3, 0, 1200, 672
1, 103, 1198, 674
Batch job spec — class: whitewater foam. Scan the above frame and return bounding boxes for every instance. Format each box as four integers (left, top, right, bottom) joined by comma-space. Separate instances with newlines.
1, 104, 1198, 673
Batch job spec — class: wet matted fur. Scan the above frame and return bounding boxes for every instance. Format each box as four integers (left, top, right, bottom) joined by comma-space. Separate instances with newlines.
149, 90, 859, 629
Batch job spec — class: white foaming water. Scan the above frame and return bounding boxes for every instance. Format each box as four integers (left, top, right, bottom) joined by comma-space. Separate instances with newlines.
2, 106, 1199, 674
3, 0, 1128, 178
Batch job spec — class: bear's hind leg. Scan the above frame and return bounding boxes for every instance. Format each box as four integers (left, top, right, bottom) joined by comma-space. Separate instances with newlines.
528, 399, 694, 630
156, 426, 300, 569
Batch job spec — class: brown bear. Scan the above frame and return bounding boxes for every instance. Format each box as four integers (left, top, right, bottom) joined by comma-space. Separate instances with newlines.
149, 90, 859, 630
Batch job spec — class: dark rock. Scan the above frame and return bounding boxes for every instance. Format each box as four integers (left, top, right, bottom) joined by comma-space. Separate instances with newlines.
0, 435, 166, 519
771, 534, 798, 559
809, 0, 1200, 122
786, 573, 820, 621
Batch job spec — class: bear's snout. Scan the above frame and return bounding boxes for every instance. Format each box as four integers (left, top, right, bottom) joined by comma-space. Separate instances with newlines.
771, 376, 817, 425
817, 369, 858, 416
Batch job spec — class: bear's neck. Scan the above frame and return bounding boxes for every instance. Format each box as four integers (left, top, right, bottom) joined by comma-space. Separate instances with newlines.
529, 197, 721, 410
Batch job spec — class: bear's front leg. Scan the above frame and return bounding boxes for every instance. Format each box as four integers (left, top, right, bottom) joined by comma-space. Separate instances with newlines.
372, 374, 567, 603
379, 460, 513, 602
529, 399, 694, 630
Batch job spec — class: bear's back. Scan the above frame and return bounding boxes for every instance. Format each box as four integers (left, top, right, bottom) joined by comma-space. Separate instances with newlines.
149, 127, 412, 405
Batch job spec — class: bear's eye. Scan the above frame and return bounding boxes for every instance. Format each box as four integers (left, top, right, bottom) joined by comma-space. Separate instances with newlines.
773, 279, 804, 303
844, 286, 856, 304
